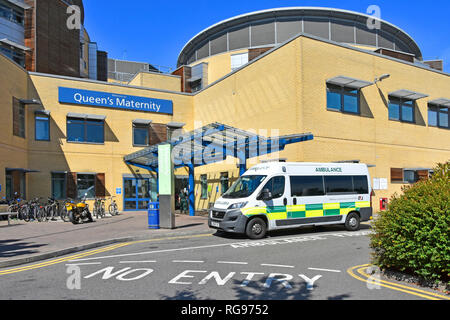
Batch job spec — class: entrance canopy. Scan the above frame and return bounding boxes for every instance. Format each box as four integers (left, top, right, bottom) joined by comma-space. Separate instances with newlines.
124, 122, 314, 173
124, 122, 314, 216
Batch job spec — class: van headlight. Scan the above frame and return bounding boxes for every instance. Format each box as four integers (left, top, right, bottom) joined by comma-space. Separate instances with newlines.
228, 202, 248, 210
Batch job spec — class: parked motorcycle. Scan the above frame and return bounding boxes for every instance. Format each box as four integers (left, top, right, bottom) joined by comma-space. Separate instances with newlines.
66, 194, 94, 225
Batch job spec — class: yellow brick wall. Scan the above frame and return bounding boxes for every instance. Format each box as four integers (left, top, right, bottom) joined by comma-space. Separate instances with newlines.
128, 72, 182, 92
25, 74, 194, 210
191, 49, 248, 86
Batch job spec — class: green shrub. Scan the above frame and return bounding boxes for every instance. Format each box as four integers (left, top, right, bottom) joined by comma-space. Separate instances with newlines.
370, 162, 450, 285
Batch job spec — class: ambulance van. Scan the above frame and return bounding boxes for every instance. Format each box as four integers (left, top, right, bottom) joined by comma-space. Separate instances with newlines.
209, 162, 373, 239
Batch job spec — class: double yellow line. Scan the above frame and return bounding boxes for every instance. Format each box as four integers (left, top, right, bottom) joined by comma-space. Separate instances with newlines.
0, 233, 213, 276
347, 264, 450, 300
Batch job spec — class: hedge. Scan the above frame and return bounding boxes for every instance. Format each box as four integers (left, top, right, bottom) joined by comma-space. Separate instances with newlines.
370, 162, 450, 285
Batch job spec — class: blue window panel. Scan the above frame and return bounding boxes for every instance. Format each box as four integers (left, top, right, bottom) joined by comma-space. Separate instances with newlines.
428, 108, 438, 126
134, 127, 149, 146
402, 105, 414, 122
439, 109, 449, 128
67, 120, 85, 142
327, 91, 341, 111
389, 103, 400, 120
343, 95, 358, 113
86, 122, 104, 143
35, 116, 50, 141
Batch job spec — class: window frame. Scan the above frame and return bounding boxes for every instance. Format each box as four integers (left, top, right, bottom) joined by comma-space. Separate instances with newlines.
51, 172, 67, 200
67, 117, 105, 144
35, 113, 50, 141
132, 123, 150, 147
12, 97, 25, 138
428, 104, 449, 129
388, 97, 415, 123
326, 84, 360, 115
76, 173, 96, 199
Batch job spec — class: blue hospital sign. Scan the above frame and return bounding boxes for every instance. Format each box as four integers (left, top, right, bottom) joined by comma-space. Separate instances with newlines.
58, 87, 173, 115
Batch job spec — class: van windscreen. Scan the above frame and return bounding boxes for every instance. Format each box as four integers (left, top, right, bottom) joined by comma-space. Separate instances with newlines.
223, 175, 267, 199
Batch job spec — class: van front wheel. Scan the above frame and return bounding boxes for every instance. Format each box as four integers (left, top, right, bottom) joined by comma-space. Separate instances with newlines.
345, 212, 361, 231
246, 217, 267, 239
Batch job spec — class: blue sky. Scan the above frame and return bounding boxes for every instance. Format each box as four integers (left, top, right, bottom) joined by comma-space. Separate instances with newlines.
83, 0, 450, 72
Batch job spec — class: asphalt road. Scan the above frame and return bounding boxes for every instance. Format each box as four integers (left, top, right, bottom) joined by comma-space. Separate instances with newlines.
0, 224, 447, 301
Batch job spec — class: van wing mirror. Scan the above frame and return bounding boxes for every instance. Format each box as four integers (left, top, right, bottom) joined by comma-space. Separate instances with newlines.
259, 189, 272, 201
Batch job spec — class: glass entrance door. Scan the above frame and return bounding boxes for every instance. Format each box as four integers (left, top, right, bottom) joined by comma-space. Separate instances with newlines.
123, 178, 156, 211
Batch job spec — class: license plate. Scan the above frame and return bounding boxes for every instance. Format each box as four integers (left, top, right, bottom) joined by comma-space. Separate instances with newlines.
211, 221, 220, 228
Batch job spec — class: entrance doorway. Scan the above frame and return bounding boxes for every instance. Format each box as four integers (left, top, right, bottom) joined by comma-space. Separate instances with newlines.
175, 176, 189, 211
123, 177, 157, 211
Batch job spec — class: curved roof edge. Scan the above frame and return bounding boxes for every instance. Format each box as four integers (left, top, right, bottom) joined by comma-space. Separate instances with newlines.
177, 6, 423, 66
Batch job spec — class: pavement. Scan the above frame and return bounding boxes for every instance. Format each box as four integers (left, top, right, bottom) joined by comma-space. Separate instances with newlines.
0, 211, 213, 268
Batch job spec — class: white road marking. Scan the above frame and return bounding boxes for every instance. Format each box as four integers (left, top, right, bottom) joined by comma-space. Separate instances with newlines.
119, 261, 157, 264
217, 261, 249, 265
261, 264, 295, 269
308, 267, 341, 273
173, 260, 205, 264
69, 230, 373, 262
65, 262, 102, 266
70, 243, 232, 262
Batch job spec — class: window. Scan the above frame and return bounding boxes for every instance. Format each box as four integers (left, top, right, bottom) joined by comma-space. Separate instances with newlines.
0, 2, 24, 25
326, 84, 359, 114
220, 172, 229, 195
67, 117, 104, 143
12, 97, 25, 138
0, 45, 25, 67
262, 176, 285, 199
51, 173, 67, 200
77, 174, 96, 199
389, 98, 415, 123
222, 175, 267, 199
35, 113, 50, 141
391, 168, 430, 184
291, 176, 325, 197
133, 124, 149, 146
231, 53, 249, 71
428, 105, 449, 129
353, 176, 369, 194
200, 174, 208, 199
325, 176, 354, 194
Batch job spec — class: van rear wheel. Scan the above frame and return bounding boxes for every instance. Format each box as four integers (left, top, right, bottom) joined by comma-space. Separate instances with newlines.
345, 212, 361, 231
246, 217, 267, 239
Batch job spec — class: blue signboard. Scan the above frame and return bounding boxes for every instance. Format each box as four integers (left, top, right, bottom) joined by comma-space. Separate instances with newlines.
58, 87, 173, 115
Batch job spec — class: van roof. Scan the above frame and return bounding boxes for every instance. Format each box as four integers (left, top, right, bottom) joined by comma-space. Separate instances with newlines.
245, 162, 368, 175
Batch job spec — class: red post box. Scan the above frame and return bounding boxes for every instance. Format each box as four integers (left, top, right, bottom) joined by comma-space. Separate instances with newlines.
380, 198, 388, 211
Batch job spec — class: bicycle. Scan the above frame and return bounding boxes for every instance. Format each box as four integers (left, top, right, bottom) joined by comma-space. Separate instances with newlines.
108, 196, 119, 216
45, 198, 59, 221
93, 197, 106, 219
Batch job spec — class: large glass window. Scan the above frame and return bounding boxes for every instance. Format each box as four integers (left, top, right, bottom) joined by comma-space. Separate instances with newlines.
290, 176, 325, 197
133, 124, 149, 146
326, 84, 360, 114
51, 173, 67, 200
77, 174, 96, 199
428, 105, 449, 129
35, 113, 50, 141
262, 176, 285, 199
389, 98, 415, 123
67, 117, 104, 143
353, 176, 369, 194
